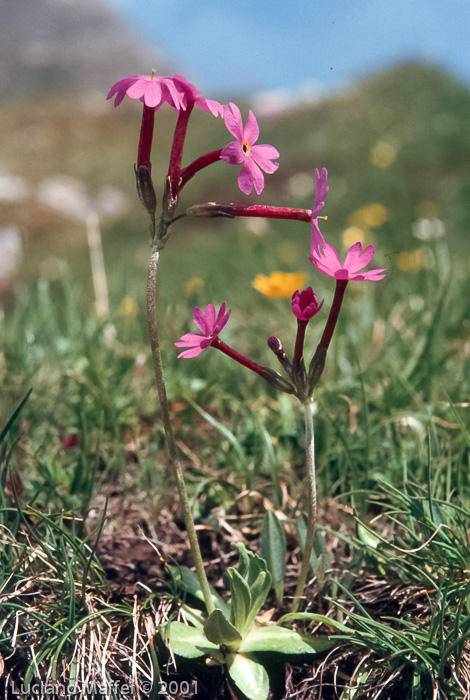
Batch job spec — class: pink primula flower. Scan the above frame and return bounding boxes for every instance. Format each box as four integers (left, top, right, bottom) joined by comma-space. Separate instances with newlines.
292, 287, 324, 321
176, 303, 231, 358
309, 241, 387, 281
309, 168, 386, 281
313, 167, 329, 218
172, 74, 225, 117
107, 73, 223, 116
220, 103, 279, 195
310, 167, 330, 257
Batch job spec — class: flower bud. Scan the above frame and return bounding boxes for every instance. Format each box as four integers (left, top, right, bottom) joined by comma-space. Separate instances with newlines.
292, 287, 324, 321
267, 336, 292, 374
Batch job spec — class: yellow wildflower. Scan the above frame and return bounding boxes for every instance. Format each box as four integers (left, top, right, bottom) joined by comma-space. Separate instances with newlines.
185, 276, 205, 295
397, 250, 426, 272
252, 272, 308, 299
349, 203, 389, 228
119, 297, 139, 318
370, 141, 397, 168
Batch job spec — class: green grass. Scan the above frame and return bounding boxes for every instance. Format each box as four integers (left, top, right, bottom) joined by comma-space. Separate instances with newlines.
1, 62, 470, 698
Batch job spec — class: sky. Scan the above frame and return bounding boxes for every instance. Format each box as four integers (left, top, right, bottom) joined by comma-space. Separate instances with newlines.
108, 0, 470, 101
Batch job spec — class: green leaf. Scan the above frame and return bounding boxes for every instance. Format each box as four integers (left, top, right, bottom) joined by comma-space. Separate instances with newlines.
227, 568, 252, 634
0, 388, 32, 445
168, 565, 229, 616
277, 612, 350, 633
227, 652, 270, 700
166, 621, 220, 659
260, 509, 286, 604
204, 609, 242, 648
232, 542, 267, 587
239, 625, 334, 654
244, 570, 271, 632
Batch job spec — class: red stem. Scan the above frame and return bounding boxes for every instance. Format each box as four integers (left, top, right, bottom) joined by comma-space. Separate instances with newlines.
318, 279, 348, 351
211, 337, 264, 376
294, 319, 308, 368
179, 149, 223, 190
168, 102, 194, 197
137, 104, 156, 170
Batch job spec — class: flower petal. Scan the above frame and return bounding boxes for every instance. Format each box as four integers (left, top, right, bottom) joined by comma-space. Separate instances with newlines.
238, 160, 264, 195
220, 141, 245, 165
343, 242, 375, 272
243, 110, 260, 145
250, 145, 280, 174
223, 103, 244, 140
127, 78, 163, 108
313, 168, 329, 218
310, 218, 327, 257
214, 303, 231, 333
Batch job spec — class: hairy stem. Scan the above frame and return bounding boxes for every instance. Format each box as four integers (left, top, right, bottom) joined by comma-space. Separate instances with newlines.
146, 249, 214, 615
291, 401, 317, 613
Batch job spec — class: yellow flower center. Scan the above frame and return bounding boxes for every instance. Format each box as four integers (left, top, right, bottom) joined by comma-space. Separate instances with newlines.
242, 141, 251, 156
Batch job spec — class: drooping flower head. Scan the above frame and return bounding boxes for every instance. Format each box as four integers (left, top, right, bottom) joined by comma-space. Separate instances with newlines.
220, 103, 279, 195
107, 72, 223, 115
309, 168, 386, 281
313, 167, 329, 218
291, 287, 324, 321
310, 167, 329, 257
252, 272, 307, 299
175, 303, 231, 358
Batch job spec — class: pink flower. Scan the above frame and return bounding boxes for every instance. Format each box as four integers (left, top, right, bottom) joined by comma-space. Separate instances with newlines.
308, 168, 386, 281
313, 167, 329, 218
292, 287, 324, 321
309, 241, 387, 281
172, 74, 224, 117
310, 168, 329, 258
107, 73, 223, 115
220, 103, 279, 195
175, 303, 231, 358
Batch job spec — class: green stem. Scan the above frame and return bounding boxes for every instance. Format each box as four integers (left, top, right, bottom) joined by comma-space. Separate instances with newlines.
291, 401, 317, 613
146, 248, 215, 615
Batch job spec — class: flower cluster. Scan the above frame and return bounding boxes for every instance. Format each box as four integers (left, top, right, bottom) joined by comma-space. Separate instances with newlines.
108, 73, 279, 197
108, 69, 387, 398
175, 167, 386, 399
107, 72, 224, 116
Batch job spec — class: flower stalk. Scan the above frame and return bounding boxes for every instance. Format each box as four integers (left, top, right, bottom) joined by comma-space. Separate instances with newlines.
318, 279, 348, 352
147, 249, 215, 615
166, 103, 194, 216
291, 401, 317, 613
211, 337, 265, 376
179, 149, 223, 191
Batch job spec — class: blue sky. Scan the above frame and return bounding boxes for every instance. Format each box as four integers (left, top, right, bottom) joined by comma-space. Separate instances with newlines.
109, 0, 470, 98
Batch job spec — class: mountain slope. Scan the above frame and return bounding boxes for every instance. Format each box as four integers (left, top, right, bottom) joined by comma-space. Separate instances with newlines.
0, 0, 170, 101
